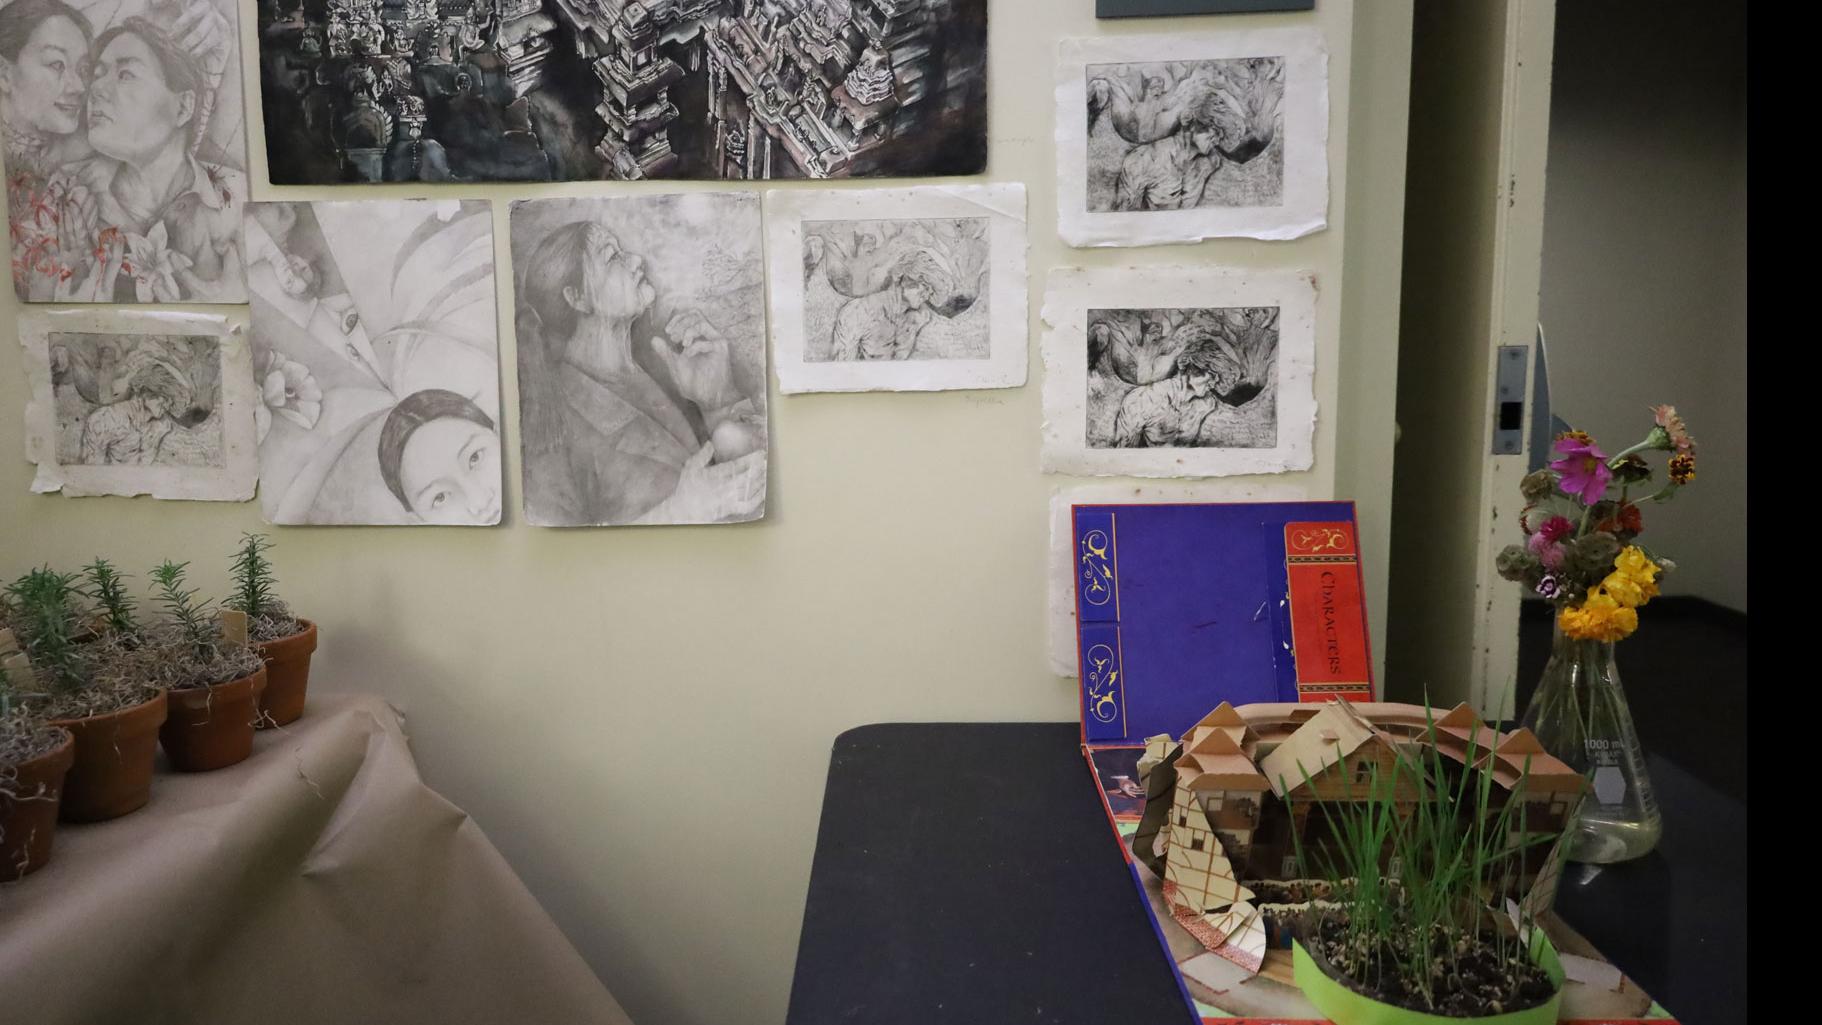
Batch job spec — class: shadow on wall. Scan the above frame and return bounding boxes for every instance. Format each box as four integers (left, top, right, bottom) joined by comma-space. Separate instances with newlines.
1536, 0, 1746, 611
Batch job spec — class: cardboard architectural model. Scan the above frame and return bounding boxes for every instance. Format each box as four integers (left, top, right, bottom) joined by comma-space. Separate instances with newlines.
1133, 699, 1586, 975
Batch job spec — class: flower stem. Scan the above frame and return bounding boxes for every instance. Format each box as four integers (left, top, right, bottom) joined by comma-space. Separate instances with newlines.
1606, 438, 1655, 466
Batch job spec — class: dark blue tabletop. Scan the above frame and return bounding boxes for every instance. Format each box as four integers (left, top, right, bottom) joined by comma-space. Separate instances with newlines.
785, 723, 1745, 1025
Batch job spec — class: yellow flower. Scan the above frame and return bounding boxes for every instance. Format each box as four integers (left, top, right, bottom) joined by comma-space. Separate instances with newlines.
1613, 546, 1659, 584
1600, 571, 1646, 609
1559, 587, 1639, 642
1607, 546, 1662, 607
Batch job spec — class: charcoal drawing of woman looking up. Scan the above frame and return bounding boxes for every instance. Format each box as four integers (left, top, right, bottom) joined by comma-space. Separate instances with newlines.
518, 217, 767, 526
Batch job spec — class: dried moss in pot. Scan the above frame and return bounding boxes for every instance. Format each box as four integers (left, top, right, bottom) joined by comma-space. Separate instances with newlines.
140, 631, 263, 694
0, 701, 76, 878
33, 633, 162, 723
0, 704, 64, 768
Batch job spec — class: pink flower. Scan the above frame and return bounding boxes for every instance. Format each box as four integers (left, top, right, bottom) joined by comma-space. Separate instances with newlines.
1533, 515, 1574, 544
1526, 515, 1574, 570
1650, 404, 1696, 455
1550, 435, 1612, 505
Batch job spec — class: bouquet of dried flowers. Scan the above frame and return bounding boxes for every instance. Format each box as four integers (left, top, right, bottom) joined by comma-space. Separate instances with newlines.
1495, 406, 1697, 641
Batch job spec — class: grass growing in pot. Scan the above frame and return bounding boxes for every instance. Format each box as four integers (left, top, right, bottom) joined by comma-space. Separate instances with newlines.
147, 561, 265, 772
1288, 710, 1566, 1019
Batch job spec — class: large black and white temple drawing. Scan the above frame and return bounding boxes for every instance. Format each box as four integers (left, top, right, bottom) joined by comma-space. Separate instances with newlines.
257, 0, 989, 182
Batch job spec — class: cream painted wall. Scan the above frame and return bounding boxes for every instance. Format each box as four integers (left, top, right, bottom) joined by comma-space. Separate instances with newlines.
0, 4, 1413, 1023
1538, 0, 1747, 612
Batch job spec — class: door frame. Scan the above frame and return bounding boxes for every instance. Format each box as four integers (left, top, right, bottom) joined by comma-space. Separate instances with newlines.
1387, 0, 1558, 715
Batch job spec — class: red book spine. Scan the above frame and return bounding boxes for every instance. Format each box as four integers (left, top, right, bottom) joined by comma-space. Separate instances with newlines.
1283, 522, 1373, 702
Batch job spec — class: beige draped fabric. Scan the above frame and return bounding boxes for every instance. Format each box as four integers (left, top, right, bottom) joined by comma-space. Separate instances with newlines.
0, 695, 633, 1025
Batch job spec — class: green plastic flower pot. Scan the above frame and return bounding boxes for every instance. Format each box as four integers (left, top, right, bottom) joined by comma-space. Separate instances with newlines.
1293, 929, 1564, 1025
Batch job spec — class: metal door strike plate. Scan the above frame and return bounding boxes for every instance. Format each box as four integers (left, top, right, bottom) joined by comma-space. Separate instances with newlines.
1492, 345, 1528, 455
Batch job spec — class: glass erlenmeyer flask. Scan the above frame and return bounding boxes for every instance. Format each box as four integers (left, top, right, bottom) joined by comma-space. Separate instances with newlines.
1519, 626, 1662, 863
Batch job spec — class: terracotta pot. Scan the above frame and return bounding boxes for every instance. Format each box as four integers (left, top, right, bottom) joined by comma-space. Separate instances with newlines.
1, 727, 75, 880
51, 689, 168, 822
254, 619, 316, 729
159, 666, 267, 772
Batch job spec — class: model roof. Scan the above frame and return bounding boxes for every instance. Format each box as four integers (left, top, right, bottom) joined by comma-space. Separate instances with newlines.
1425, 705, 1584, 794
1177, 722, 1270, 791
1257, 701, 1401, 798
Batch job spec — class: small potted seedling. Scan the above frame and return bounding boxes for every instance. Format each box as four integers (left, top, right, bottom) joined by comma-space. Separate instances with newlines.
0, 624, 75, 880
53, 561, 169, 820
227, 534, 316, 728
2, 565, 165, 822
146, 561, 265, 772
1288, 712, 1572, 1024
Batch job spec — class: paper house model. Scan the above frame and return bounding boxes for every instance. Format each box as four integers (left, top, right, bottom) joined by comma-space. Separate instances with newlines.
1134, 700, 1587, 975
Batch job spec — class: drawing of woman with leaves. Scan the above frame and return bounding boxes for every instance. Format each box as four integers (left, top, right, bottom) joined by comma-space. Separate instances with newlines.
250, 199, 505, 525
48, 15, 244, 301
